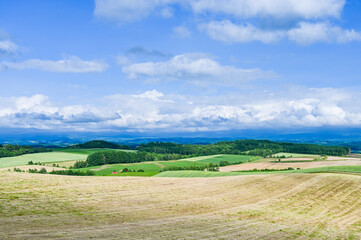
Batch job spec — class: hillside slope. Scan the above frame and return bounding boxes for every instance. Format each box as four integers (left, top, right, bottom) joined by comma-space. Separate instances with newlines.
0, 172, 360, 239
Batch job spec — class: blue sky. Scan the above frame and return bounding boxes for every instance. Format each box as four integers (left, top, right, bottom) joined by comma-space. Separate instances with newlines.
1, 0, 361, 133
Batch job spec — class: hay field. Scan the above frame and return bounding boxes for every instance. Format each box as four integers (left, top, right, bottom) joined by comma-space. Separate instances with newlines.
1, 171, 361, 239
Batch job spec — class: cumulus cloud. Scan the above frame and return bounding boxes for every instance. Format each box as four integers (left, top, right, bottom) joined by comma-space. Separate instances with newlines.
0, 56, 108, 73
1, 88, 361, 131
122, 53, 275, 86
201, 21, 361, 45
0, 40, 18, 55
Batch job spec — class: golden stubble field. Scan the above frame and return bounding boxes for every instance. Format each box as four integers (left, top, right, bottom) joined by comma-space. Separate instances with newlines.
1, 171, 361, 239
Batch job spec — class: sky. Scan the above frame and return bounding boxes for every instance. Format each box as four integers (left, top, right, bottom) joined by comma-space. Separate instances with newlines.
1, 0, 361, 134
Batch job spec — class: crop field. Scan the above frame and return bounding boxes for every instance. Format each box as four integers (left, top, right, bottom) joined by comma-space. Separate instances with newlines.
220, 159, 361, 172
1, 171, 361, 239
79, 154, 258, 176
0, 152, 86, 168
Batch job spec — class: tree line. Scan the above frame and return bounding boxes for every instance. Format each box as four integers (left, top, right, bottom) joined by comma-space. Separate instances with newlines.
0, 144, 51, 158
136, 140, 350, 157
67, 140, 130, 150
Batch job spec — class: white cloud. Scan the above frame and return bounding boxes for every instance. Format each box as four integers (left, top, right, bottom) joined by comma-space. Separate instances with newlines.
95, 0, 345, 23
288, 22, 361, 45
122, 53, 275, 86
200, 20, 282, 43
94, 0, 359, 45
1, 88, 361, 131
0, 56, 108, 73
201, 21, 361, 45
189, 0, 345, 19
0, 40, 18, 55
173, 26, 192, 39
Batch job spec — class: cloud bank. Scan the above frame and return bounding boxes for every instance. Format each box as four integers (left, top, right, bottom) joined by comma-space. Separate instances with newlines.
94, 0, 361, 45
0, 56, 108, 73
122, 53, 275, 86
1, 88, 361, 132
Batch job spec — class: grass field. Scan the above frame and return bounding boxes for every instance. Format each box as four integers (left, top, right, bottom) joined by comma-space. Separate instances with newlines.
86, 162, 164, 175
1, 171, 360, 239
158, 160, 209, 168
0, 152, 86, 168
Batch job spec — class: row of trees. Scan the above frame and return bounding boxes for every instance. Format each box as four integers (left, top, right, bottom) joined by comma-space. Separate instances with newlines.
0, 144, 51, 158
136, 140, 350, 157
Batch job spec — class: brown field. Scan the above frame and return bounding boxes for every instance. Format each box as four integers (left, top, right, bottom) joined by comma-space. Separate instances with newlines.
1, 171, 361, 239
327, 156, 361, 161
220, 160, 361, 172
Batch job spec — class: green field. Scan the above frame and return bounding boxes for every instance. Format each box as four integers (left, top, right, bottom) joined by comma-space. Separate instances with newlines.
272, 152, 321, 158
0, 152, 86, 168
85, 162, 164, 175
197, 154, 259, 164
159, 160, 209, 168
297, 165, 361, 174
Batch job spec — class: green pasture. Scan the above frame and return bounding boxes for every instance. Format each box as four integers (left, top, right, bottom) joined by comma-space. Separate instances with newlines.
0, 152, 86, 168
86, 162, 164, 175
158, 161, 209, 168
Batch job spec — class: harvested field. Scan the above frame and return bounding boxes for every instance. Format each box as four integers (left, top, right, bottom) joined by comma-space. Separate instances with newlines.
220, 160, 361, 171
0, 172, 361, 239
327, 156, 361, 161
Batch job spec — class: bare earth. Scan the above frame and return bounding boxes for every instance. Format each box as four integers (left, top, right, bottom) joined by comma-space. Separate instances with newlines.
220, 160, 361, 171
1, 171, 361, 239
